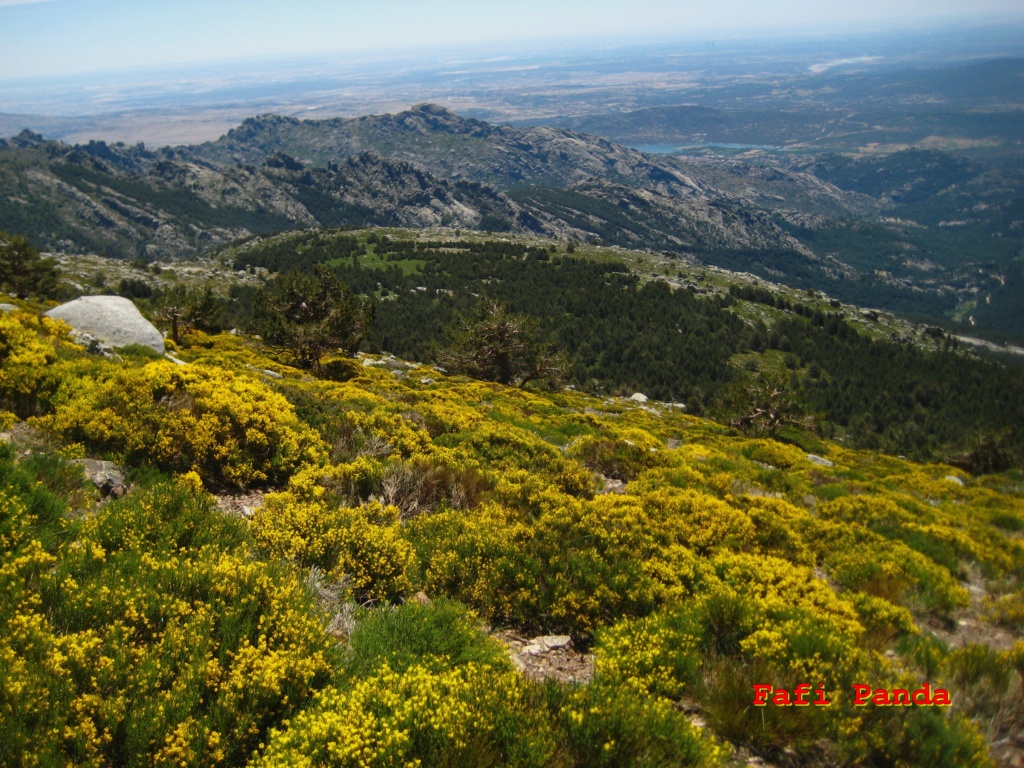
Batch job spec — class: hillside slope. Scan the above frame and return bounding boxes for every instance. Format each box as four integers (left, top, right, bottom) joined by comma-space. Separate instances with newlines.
0, 132, 544, 259
0, 121, 821, 261
1, 303, 1023, 766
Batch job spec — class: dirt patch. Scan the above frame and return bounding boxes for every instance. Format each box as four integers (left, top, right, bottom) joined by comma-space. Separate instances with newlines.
491, 629, 595, 684
924, 565, 1022, 653
215, 491, 265, 518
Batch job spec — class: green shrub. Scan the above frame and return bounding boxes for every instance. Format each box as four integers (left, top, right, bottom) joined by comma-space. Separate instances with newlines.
340, 599, 510, 679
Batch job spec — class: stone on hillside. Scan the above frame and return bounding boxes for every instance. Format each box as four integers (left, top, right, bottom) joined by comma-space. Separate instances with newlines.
806, 454, 834, 467
536, 635, 572, 651
0, 303, 19, 313
523, 635, 573, 655
73, 458, 128, 499
629, 392, 648, 402
44, 295, 164, 354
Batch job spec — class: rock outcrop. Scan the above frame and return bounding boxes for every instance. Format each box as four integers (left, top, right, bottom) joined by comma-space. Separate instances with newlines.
73, 458, 129, 499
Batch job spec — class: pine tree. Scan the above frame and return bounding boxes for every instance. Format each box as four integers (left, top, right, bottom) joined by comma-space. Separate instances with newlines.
437, 296, 568, 388
0, 232, 60, 299
256, 266, 373, 374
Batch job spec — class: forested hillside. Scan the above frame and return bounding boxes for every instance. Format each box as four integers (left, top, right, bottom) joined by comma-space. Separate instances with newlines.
212, 229, 1024, 465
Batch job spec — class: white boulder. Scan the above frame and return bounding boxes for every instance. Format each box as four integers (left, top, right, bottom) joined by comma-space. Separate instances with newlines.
44, 295, 164, 354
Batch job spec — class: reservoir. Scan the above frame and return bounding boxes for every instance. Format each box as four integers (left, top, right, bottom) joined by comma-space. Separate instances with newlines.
631, 143, 783, 153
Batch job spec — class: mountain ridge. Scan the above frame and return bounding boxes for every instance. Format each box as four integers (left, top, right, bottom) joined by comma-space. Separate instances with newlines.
1, 107, 839, 260
3, 104, 1021, 339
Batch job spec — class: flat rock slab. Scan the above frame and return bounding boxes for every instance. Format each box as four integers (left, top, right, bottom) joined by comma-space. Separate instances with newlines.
522, 635, 572, 655
45, 295, 164, 354
806, 454, 834, 467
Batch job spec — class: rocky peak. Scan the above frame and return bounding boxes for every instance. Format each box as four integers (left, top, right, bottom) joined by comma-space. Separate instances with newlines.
224, 114, 301, 143
9, 129, 49, 148
380, 103, 496, 139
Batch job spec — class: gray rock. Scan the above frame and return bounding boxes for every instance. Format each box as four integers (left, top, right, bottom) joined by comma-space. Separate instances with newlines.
0, 303, 19, 313
45, 296, 164, 353
944, 475, 965, 486
806, 454, 834, 467
523, 635, 573, 654
73, 458, 128, 499
629, 392, 648, 402
536, 635, 572, 651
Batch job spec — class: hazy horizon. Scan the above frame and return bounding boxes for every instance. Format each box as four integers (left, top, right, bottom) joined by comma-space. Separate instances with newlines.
2, 2, 1023, 147
3, 0, 1024, 83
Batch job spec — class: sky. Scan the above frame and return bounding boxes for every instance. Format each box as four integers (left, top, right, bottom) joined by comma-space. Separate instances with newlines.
2, 0, 1023, 81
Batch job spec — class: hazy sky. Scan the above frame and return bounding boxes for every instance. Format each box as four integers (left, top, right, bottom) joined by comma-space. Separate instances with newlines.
2, 0, 1023, 80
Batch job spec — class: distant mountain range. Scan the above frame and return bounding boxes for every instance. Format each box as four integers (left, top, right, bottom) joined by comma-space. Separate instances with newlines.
0, 105, 865, 259
1, 104, 1022, 338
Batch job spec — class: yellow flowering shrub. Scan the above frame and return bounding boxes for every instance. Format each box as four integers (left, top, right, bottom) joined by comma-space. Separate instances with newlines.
253, 492, 412, 603
35, 360, 325, 488
415, 395, 485, 434
810, 521, 969, 613
983, 589, 1024, 631
739, 496, 816, 565
413, 490, 727, 635
741, 438, 807, 469
2, 308, 1022, 767
259, 662, 560, 768
1, 447, 336, 767
0, 310, 70, 415
595, 567, 989, 766
414, 503, 541, 624
558, 679, 728, 767
332, 508, 414, 602
346, 409, 432, 457
435, 421, 594, 498
569, 426, 666, 481
260, 661, 727, 768
642, 488, 756, 555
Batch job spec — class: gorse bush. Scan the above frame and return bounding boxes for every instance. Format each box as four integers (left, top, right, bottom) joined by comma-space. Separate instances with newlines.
35, 358, 325, 489
0, 450, 337, 767
258, 662, 560, 768
0, 309, 69, 417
